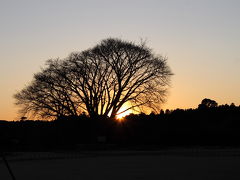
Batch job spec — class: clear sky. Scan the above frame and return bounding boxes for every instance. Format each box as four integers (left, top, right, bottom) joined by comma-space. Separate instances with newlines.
0, 0, 240, 120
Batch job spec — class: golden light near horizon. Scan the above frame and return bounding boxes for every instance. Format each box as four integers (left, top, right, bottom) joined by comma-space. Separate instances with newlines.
116, 104, 133, 120
1, 1, 240, 121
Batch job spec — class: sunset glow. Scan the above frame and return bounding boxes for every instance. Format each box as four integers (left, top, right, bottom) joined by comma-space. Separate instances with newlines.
0, 1, 240, 121
116, 104, 133, 120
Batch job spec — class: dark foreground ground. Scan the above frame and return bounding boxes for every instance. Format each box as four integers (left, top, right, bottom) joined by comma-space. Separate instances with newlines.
1, 149, 240, 180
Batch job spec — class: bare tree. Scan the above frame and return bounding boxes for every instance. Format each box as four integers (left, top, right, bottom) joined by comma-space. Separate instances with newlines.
14, 60, 81, 119
14, 38, 172, 119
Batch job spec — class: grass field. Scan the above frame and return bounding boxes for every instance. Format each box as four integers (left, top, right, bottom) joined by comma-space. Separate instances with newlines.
1, 149, 240, 180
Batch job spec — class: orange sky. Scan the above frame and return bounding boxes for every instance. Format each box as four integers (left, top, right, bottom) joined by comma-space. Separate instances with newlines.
1, 0, 240, 121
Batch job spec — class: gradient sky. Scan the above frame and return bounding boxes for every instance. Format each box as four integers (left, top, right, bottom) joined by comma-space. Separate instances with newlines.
1, 0, 240, 120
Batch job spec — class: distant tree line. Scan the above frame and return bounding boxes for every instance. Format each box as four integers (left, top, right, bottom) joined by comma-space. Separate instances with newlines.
1, 99, 240, 151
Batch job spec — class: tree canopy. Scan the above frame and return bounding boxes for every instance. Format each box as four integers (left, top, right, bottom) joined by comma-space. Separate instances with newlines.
14, 38, 172, 119
198, 98, 218, 109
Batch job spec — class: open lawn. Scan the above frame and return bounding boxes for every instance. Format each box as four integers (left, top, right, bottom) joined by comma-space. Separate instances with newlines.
1, 149, 240, 180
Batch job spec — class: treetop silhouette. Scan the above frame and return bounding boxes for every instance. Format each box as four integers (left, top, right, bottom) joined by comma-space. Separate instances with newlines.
198, 98, 218, 109
14, 38, 172, 120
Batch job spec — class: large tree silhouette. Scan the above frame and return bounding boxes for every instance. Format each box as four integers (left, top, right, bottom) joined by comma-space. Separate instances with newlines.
14, 38, 172, 119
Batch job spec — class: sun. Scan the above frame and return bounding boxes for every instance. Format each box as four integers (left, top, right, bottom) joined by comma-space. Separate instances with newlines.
116, 111, 130, 120
116, 104, 132, 120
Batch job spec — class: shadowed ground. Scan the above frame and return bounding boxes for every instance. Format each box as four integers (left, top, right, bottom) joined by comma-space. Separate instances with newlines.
1, 150, 240, 180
